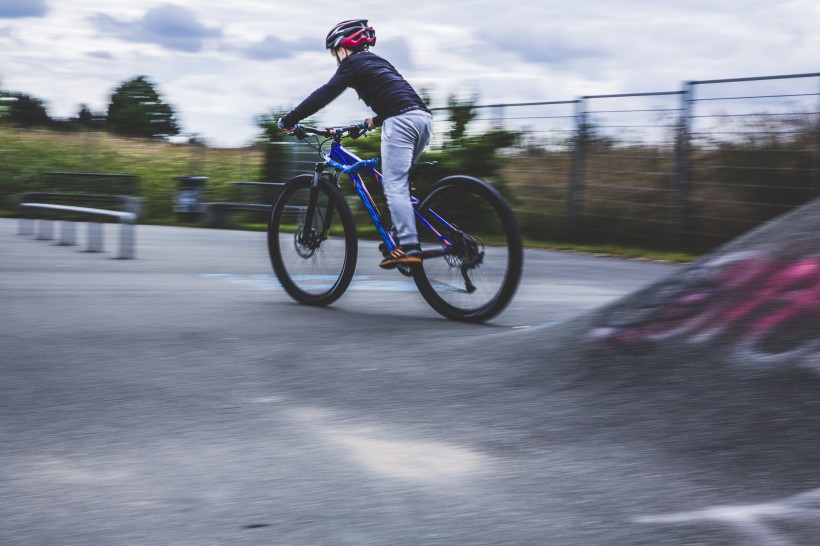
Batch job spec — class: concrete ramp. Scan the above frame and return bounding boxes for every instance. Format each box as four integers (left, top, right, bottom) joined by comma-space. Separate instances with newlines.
499, 196, 820, 544
587, 197, 820, 376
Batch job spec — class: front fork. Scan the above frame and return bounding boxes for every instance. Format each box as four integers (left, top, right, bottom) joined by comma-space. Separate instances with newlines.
298, 161, 336, 248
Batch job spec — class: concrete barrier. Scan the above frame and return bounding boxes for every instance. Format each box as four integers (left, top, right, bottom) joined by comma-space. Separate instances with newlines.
18, 204, 137, 259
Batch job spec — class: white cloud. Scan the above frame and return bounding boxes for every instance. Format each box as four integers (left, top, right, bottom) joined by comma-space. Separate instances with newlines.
91, 3, 222, 53
232, 35, 304, 61
0, 0, 48, 18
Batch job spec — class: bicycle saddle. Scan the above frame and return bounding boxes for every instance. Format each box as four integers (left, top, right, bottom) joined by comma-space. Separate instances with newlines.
409, 161, 439, 182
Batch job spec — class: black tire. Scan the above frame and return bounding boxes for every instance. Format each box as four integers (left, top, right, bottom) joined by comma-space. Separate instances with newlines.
413, 176, 523, 322
267, 174, 357, 306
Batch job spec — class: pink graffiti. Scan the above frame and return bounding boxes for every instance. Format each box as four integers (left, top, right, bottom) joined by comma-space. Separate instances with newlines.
589, 251, 820, 369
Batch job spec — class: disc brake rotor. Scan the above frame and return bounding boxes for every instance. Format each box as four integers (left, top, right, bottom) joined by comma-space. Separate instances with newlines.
293, 226, 317, 258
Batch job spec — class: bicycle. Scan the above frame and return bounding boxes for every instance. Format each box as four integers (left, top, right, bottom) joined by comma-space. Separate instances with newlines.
266, 122, 523, 322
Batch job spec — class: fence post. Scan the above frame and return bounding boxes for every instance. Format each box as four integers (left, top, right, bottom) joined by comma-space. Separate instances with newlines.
671, 82, 694, 249
567, 99, 587, 240
812, 75, 820, 196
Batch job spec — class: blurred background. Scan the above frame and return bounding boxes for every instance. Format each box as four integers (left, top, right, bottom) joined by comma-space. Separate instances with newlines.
2, 1, 819, 257
2, 71, 819, 256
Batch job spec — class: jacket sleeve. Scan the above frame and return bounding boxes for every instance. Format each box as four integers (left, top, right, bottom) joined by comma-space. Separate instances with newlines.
280, 66, 352, 128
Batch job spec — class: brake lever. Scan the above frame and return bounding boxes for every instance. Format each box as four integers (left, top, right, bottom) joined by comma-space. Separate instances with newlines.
349, 122, 371, 140
292, 126, 307, 140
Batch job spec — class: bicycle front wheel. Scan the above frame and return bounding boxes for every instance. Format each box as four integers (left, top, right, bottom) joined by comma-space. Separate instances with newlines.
267, 174, 357, 306
413, 176, 523, 322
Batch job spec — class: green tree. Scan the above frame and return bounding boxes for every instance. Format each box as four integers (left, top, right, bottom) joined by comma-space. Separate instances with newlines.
430, 95, 520, 184
75, 104, 94, 126
0, 95, 12, 121
1, 92, 52, 127
446, 93, 478, 142
256, 112, 292, 182
106, 76, 180, 138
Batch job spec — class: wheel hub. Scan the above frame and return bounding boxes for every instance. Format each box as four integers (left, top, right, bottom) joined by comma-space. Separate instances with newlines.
293, 226, 320, 258
445, 231, 485, 270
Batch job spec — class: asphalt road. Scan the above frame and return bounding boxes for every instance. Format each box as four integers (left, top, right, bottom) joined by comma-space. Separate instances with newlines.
5, 215, 819, 545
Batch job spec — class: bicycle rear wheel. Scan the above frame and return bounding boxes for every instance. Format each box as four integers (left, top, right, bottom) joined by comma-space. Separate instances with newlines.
267, 174, 357, 306
413, 176, 523, 322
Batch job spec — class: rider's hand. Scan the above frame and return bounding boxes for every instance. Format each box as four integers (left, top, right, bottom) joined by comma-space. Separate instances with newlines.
278, 117, 295, 132
365, 118, 375, 130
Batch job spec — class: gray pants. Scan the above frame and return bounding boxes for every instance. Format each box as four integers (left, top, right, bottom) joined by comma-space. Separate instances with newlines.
381, 110, 433, 246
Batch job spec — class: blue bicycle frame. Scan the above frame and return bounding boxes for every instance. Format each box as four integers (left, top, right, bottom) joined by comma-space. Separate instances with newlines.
273, 122, 523, 321
325, 139, 453, 260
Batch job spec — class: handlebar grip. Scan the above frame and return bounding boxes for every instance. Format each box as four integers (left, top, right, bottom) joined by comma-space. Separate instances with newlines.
277, 117, 303, 133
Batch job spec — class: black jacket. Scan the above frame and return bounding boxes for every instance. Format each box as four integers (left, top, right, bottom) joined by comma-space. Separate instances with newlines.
281, 51, 429, 128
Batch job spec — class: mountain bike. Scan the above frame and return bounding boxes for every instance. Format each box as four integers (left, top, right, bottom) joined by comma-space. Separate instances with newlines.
267, 122, 523, 322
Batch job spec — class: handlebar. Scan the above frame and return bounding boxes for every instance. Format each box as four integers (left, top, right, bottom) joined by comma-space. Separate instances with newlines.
276, 120, 377, 172
281, 121, 370, 140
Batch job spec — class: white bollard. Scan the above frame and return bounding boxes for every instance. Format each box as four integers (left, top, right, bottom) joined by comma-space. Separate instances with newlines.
36, 219, 55, 240
119, 222, 136, 259
59, 221, 78, 246
87, 222, 104, 252
18, 218, 34, 236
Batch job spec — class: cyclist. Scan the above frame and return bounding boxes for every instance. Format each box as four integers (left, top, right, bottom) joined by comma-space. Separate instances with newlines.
278, 19, 433, 269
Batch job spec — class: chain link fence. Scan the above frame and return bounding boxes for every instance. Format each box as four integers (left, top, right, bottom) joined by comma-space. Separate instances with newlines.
431, 71, 820, 252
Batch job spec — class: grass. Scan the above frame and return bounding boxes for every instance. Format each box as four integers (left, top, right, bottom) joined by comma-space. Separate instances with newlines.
522, 238, 699, 263
0, 127, 262, 219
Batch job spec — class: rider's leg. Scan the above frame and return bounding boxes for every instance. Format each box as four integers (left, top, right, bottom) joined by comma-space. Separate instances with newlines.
380, 110, 433, 251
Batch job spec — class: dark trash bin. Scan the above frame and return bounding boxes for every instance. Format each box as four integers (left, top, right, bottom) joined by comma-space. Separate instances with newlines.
174, 176, 208, 221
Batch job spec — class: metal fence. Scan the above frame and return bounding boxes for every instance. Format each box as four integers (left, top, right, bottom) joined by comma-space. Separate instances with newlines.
430, 72, 820, 252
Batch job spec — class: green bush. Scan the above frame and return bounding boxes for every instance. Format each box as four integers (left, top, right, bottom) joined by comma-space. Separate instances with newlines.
0, 128, 262, 221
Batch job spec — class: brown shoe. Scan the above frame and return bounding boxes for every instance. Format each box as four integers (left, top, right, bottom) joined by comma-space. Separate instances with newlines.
380, 244, 422, 269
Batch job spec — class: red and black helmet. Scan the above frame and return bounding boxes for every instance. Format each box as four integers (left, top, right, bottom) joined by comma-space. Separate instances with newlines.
325, 19, 376, 51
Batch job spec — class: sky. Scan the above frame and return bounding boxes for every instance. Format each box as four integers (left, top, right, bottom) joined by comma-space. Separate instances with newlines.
1, 0, 818, 147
